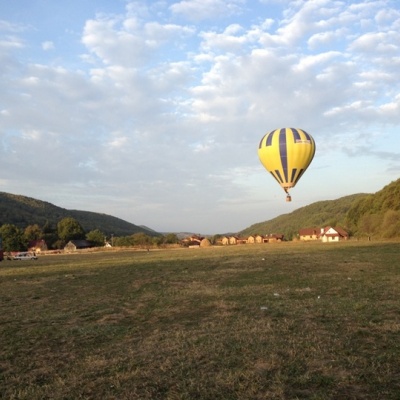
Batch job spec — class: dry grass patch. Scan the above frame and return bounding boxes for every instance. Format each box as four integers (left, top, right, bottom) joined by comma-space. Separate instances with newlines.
1, 242, 399, 399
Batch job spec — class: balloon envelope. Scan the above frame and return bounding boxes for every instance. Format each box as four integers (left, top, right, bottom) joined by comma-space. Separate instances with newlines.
258, 128, 316, 199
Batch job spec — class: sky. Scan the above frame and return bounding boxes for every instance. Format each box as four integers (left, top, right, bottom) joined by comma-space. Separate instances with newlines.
1, 0, 400, 234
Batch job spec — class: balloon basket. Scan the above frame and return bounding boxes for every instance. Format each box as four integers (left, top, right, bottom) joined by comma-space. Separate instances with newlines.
286, 194, 292, 202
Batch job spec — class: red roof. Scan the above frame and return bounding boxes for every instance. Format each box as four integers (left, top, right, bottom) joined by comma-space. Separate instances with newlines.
321, 226, 348, 237
299, 228, 320, 236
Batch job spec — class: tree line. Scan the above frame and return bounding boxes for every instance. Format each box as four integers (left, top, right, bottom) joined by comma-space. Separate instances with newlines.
0, 217, 180, 252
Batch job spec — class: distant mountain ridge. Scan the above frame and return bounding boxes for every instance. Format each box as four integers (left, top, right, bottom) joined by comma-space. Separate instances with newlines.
0, 192, 159, 237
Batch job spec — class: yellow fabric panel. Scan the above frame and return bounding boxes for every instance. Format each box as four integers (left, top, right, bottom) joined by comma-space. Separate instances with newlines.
258, 128, 316, 191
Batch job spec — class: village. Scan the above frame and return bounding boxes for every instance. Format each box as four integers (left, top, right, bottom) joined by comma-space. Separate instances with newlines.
182, 226, 349, 247
2, 226, 350, 258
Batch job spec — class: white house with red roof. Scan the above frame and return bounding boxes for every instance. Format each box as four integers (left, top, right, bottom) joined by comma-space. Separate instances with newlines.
299, 226, 349, 242
320, 226, 349, 242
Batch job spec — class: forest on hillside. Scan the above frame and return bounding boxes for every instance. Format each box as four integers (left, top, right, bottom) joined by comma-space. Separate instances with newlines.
0, 216, 180, 253
345, 179, 400, 239
0, 192, 157, 237
240, 179, 400, 240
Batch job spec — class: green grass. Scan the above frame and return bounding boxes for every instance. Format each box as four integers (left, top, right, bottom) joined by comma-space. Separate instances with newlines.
1, 241, 399, 399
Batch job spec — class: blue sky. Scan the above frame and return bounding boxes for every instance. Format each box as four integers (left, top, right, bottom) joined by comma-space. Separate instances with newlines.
1, 0, 399, 233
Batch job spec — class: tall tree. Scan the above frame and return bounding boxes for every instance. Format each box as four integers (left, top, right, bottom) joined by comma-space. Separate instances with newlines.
24, 224, 43, 242
57, 217, 86, 243
163, 233, 179, 244
86, 229, 105, 247
0, 224, 26, 252
132, 232, 151, 247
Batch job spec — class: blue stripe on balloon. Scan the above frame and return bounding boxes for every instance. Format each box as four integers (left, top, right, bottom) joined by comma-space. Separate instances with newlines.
258, 130, 275, 148
302, 130, 312, 141
291, 128, 301, 142
294, 169, 304, 184
279, 128, 288, 182
266, 131, 274, 146
274, 170, 284, 183
290, 168, 297, 183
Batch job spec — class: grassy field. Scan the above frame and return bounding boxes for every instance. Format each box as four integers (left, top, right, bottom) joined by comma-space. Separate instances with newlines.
0, 241, 399, 399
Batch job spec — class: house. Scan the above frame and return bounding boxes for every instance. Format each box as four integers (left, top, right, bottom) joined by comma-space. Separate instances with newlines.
28, 239, 48, 253
247, 235, 256, 244
226, 236, 248, 245
320, 226, 349, 242
64, 240, 93, 252
255, 235, 265, 243
182, 235, 204, 246
229, 236, 240, 245
221, 236, 230, 245
299, 228, 321, 241
266, 234, 284, 243
246, 235, 265, 244
299, 226, 349, 242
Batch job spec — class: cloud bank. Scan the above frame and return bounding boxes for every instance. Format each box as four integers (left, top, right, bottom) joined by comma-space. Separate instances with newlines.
1, 0, 399, 232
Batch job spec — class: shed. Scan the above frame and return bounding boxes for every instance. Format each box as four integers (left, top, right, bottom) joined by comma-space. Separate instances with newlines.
64, 240, 93, 252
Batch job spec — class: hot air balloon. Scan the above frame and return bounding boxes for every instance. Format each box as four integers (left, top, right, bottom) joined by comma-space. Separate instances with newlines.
258, 128, 316, 202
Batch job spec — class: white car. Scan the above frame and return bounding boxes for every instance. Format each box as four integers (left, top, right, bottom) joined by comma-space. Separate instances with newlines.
13, 252, 38, 260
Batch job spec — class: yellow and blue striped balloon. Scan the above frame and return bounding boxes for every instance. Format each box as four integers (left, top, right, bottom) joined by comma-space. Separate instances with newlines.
258, 128, 316, 201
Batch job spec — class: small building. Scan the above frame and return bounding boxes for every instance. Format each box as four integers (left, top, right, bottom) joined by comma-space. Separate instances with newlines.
221, 236, 230, 245
28, 239, 48, 253
182, 235, 204, 246
266, 234, 284, 243
237, 237, 248, 244
229, 236, 240, 245
255, 235, 264, 243
299, 228, 321, 241
247, 235, 256, 244
64, 240, 93, 252
246, 235, 265, 244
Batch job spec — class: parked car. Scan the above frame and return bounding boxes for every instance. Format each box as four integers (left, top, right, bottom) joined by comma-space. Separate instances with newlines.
13, 252, 38, 261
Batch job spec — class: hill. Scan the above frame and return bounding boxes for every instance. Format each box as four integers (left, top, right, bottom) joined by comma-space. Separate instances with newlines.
240, 193, 368, 240
0, 192, 159, 237
345, 178, 400, 238
240, 178, 400, 240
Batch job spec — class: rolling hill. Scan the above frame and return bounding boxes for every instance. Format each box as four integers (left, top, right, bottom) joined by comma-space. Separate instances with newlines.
240, 193, 367, 240
345, 178, 400, 238
2, 178, 399, 240
0, 192, 159, 237
240, 178, 400, 239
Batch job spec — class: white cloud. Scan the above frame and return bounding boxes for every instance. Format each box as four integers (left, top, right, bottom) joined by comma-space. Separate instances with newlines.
349, 31, 400, 53
170, 0, 245, 21
41, 41, 54, 51
1, 0, 400, 232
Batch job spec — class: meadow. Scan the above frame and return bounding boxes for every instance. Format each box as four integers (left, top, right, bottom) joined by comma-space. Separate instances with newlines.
0, 241, 399, 399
